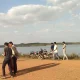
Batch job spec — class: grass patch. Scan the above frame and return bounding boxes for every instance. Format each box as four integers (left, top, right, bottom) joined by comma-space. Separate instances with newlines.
0, 53, 80, 60
18, 53, 80, 60
67, 53, 80, 60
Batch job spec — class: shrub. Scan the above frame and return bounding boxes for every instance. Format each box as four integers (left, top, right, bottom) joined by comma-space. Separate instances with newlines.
67, 53, 80, 59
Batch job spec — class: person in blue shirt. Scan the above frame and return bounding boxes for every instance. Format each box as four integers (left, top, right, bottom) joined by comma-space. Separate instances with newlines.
51, 43, 54, 51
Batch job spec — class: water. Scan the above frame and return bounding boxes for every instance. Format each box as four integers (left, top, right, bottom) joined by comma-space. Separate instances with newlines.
0, 45, 80, 55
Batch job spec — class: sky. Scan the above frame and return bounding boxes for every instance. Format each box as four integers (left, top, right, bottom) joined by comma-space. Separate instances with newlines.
0, 0, 80, 44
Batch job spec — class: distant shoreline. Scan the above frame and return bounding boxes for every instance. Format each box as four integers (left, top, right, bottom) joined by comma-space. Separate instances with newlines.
0, 42, 80, 48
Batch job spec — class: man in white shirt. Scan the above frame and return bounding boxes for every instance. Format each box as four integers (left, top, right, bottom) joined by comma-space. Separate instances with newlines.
54, 42, 59, 60
63, 42, 68, 60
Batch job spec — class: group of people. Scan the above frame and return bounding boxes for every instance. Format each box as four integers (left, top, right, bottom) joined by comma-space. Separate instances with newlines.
51, 42, 68, 60
2, 42, 19, 79
1, 41, 68, 78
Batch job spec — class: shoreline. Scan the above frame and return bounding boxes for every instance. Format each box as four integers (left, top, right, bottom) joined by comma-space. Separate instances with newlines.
0, 53, 80, 60
0, 42, 80, 48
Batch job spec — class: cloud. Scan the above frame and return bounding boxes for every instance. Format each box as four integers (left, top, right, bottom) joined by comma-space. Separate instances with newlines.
0, 0, 80, 28
36, 29, 50, 33
0, 0, 80, 44
47, 0, 80, 14
25, 28, 50, 37
47, 0, 79, 5
0, 5, 61, 27
14, 30, 19, 33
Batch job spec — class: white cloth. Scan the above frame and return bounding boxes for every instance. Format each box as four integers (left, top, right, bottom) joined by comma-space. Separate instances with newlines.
11, 45, 15, 55
63, 44, 66, 56
54, 44, 58, 53
12, 49, 15, 55
63, 44, 66, 51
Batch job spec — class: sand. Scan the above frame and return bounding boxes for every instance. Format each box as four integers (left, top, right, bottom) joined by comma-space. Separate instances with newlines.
0, 58, 80, 80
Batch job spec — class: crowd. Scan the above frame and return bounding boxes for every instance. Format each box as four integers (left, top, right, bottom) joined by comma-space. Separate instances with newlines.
51, 42, 68, 60
1, 41, 68, 79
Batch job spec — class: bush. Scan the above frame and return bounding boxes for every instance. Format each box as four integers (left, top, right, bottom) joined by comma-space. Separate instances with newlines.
0, 53, 80, 60
67, 53, 80, 59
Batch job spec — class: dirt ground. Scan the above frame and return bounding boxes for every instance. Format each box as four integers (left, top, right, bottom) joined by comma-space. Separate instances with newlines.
0, 58, 80, 80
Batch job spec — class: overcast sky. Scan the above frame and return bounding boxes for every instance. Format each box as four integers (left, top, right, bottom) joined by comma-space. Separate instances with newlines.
0, 0, 80, 44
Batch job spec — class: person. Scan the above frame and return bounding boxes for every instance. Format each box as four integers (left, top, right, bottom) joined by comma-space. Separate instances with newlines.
62, 42, 68, 60
2, 42, 13, 79
40, 48, 44, 59
54, 42, 59, 60
9, 42, 19, 75
51, 43, 54, 51
50, 43, 54, 59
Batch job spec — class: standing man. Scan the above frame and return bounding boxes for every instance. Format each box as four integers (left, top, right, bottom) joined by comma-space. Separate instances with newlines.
62, 42, 68, 60
2, 42, 13, 79
54, 42, 59, 60
9, 42, 19, 75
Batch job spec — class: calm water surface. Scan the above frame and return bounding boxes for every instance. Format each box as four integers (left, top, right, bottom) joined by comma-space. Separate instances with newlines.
0, 45, 80, 55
